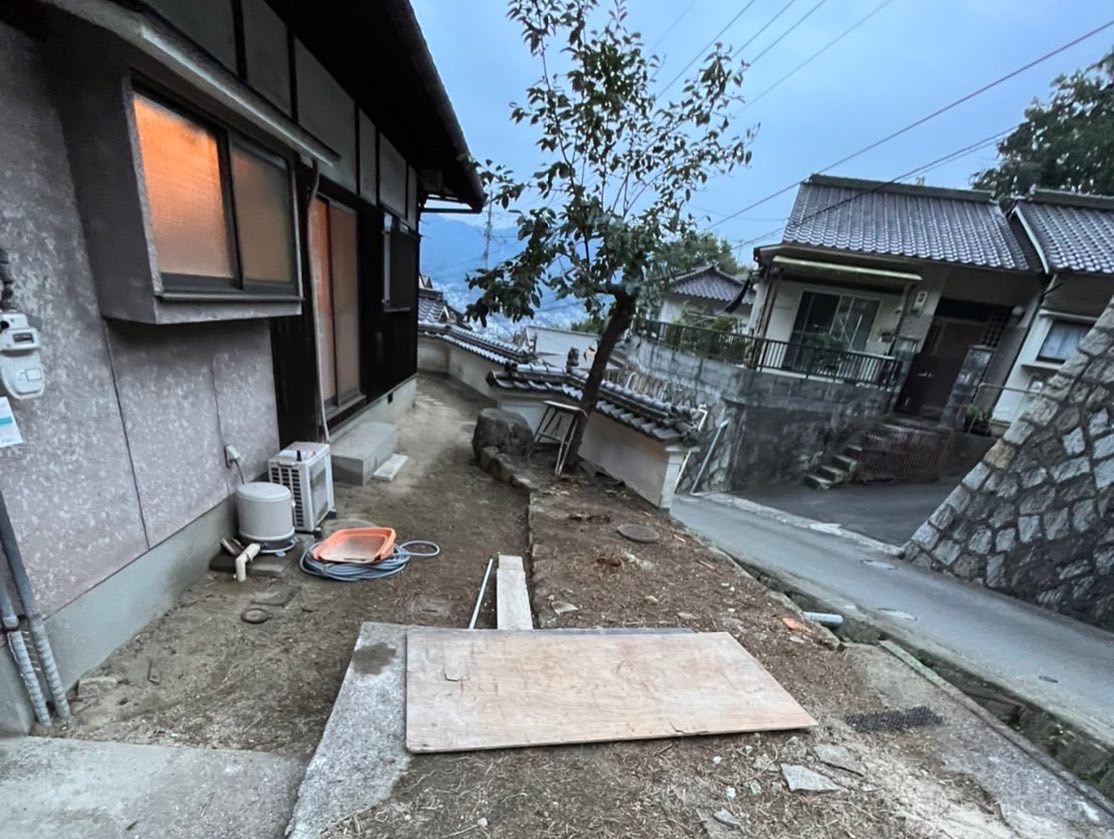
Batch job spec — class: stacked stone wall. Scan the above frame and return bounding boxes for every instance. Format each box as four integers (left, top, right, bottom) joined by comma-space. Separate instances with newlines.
904, 297, 1114, 630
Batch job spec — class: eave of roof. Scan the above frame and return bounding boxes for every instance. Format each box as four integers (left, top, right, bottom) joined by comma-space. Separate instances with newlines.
1012, 193, 1114, 276
264, 0, 483, 210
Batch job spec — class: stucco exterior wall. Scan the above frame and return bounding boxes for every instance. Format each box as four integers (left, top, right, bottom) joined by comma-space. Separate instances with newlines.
0, 23, 278, 615
905, 295, 1114, 630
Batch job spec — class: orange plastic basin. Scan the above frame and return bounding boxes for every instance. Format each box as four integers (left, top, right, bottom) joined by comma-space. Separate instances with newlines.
312, 527, 397, 564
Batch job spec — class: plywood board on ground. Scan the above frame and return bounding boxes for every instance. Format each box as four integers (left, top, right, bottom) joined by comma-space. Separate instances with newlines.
496, 555, 533, 630
405, 630, 816, 752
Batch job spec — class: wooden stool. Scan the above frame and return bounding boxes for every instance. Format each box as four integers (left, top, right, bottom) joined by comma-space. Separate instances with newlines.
527, 400, 586, 475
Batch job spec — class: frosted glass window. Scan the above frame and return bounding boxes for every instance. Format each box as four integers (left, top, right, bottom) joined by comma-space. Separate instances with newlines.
1038, 321, 1088, 363
330, 204, 360, 401
230, 145, 295, 284
133, 94, 234, 280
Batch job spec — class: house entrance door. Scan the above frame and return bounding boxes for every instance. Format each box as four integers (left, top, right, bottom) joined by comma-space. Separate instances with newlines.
895, 303, 1005, 418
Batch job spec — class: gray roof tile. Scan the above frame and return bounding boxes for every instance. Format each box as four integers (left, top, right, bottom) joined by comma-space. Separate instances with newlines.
668, 266, 746, 304
782, 175, 1034, 271
1014, 191, 1114, 276
486, 365, 698, 444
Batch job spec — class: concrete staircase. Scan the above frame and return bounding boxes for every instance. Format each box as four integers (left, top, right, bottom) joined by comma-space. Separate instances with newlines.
804, 443, 863, 490
330, 418, 401, 485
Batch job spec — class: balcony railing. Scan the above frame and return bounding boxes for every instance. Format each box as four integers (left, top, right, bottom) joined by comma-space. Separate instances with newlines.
634, 318, 903, 389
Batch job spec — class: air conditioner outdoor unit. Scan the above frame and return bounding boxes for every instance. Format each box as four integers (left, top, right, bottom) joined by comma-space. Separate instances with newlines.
268, 442, 335, 532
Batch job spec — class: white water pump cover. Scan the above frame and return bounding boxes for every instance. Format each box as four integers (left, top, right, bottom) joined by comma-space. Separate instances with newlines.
237, 482, 295, 544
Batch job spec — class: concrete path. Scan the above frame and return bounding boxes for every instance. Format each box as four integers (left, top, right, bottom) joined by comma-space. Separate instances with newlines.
0, 736, 303, 838
740, 481, 957, 545
674, 493, 1114, 744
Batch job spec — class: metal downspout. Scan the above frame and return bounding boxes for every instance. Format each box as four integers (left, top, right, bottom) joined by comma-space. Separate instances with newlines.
0, 490, 70, 720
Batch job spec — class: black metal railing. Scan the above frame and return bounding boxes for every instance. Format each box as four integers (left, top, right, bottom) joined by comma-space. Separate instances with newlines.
634, 318, 903, 389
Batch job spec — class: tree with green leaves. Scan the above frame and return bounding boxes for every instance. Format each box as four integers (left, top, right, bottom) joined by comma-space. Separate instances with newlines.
656, 231, 743, 277
973, 48, 1114, 200
466, 0, 752, 465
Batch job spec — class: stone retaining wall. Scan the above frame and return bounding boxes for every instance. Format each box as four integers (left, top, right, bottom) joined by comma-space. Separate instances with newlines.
625, 338, 891, 490
904, 297, 1114, 630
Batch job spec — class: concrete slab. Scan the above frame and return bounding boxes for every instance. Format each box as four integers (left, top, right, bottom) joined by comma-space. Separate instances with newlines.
372, 453, 409, 482
286, 622, 412, 839
331, 419, 399, 485
0, 736, 303, 839
674, 494, 1114, 748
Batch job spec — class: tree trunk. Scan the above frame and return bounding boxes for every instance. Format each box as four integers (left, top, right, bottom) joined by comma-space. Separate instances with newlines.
564, 293, 636, 470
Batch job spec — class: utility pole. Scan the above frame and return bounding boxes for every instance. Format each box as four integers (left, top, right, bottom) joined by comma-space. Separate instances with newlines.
481, 203, 494, 269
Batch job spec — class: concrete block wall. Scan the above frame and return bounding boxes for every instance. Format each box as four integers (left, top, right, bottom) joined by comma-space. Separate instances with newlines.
904, 295, 1114, 630
625, 337, 890, 490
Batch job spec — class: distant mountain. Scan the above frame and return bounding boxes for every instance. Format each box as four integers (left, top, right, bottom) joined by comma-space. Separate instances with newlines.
419, 214, 587, 335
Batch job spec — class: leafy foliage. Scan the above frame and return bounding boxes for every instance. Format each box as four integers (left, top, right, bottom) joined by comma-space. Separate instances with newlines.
465, 0, 752, 328
569, 313, 608, 334
463, 0, 753, 463
658, 232, 743, 277
973, 49, 1114, 199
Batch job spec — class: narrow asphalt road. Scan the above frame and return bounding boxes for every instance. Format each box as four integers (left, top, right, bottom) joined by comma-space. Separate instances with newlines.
674, 492, 1114, 741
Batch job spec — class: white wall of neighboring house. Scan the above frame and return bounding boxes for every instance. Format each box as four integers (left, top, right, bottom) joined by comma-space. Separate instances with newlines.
658, 297, 749, 327
528, 326, 601, 369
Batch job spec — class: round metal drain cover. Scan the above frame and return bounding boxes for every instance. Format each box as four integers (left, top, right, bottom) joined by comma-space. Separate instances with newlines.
240, 607, 271, 624
617, 523, 660, 544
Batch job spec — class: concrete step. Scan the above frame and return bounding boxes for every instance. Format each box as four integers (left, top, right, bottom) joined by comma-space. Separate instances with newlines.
803, 473, 833, 490
817, 465, 848, 483
331, 419, 399, 485
372, 453, 409, 482
833, 455, 859, 471
843, 444, 864, 457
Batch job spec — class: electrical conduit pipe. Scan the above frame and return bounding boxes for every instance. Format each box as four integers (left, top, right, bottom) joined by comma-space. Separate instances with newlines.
0, 567, 50, 725
0, 490, 70, 720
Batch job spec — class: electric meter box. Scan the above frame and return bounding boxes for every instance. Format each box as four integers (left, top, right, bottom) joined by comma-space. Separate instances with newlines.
0, 312, 44, 400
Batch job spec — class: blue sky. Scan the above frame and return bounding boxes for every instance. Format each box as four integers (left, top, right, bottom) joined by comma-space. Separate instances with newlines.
412, 0, 1112, 264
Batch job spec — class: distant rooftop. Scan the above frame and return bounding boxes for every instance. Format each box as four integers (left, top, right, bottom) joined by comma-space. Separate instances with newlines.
667, 266, 747, 304
1014, 190, 1114, 276
777, 174, 1034, 271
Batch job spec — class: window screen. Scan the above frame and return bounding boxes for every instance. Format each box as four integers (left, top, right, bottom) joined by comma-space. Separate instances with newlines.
388, 225, 418, 312
1038, 321, 1089, 363
230, 144, 296, 284
133, 94, 234, 282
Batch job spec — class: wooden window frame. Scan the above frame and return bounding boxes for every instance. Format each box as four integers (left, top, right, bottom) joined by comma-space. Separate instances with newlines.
132, 85, 300, 301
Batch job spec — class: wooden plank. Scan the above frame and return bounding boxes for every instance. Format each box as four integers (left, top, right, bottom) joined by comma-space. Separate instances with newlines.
495, 567, 533, 631
405, 630, 815, 752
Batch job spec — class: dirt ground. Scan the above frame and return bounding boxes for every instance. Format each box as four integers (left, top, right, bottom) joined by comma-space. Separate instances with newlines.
46, 377, 1107, 837
332, 467, 1107, 839
48, 377, 526, 758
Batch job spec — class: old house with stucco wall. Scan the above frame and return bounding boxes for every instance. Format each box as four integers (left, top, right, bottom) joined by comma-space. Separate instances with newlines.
0, 0, 481, 732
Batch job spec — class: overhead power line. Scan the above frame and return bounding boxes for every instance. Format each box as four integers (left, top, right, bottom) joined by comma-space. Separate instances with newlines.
710, 16, 1114, 229
659, 0, 760, 94
729, 0, 803, 61
744, 0, 830, 67
737, 0, 895, 113
650, 0, 700, 50
725, 126, 1016, 256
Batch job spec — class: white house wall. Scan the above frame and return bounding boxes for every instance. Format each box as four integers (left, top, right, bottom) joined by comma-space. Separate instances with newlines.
493, 393, 687, 509
992, 277, 1114, 423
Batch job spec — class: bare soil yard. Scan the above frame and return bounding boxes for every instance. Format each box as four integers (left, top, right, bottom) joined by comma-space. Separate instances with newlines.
47, 377, 1108, 837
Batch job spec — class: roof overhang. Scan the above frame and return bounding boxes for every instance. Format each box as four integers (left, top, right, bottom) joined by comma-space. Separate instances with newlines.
772, 255, 920, 286
265, 0, 484, 211
41, 0, 339, 166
